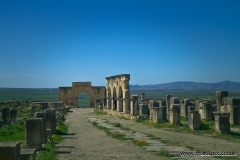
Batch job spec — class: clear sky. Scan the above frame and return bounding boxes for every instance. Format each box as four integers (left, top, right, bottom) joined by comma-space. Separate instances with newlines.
1, 0, 240, 88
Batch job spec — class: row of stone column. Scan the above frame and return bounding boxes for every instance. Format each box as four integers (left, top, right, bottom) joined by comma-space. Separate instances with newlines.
25, 111, 57, 150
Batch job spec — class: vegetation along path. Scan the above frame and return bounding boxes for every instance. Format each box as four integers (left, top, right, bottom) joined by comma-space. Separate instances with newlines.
57, 108, 239, 160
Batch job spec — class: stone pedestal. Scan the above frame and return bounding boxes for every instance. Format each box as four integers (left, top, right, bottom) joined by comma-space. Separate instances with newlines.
213, 112, 230, 134
25, 118, 43, 150
188, 111, 200, 130
45, 112, 56, 134
151, 107, 166, 123
180, 99, 190, 117
130, 99, 138, 116
0, 142, 20, 160
34, 112, 47, 143
169, 104, 180, 125
199, 102, 212, 121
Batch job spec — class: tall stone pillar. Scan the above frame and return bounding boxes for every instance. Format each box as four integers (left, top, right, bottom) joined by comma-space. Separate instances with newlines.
34, 112, 47, 143
166, 95, 172, 113
216, 91, 228, 112
25, 118, 43, 151
213, 112, 230, 134
169, 104, 180, 125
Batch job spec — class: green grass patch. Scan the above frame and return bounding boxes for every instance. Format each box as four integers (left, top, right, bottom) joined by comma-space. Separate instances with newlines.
155, 148, 175, 157
0, 120, 25, 143
94, 111, 107, 115
180, 116, 188, 122
185, 145, 194, 150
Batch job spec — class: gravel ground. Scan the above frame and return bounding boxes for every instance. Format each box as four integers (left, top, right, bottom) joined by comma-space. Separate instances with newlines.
57, 108, 167, 160
57, 108, 240, 160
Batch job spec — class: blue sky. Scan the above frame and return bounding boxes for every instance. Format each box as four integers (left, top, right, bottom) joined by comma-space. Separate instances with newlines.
1, 0, 240, 88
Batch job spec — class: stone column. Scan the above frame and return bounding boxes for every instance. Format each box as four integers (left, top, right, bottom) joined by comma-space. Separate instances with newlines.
188, 111, 200, 130
141, 93, 145, 102
199, 102, 212, 121
45, 112, 56, 134
216, 91, 228, 112
166, 95, 172, 113
10, 109, 17, 123
0, 142, 20, 160
195, 97, 200, 111
151, 107, 166, 123
34, 112, 47, 143
2, 108, 10, 125
25, 118, 43, 150
213, 112, 230, 134
169, 104, 180, 125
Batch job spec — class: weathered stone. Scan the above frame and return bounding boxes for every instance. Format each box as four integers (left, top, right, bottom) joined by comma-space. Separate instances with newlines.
195, 98, 200, 111
25, 118, 43, 150
48, 102, 64, 110
169, 104, 180, 125
0, 142, 20, 160
213, 112, 230, 134
180, 99, 190, 117
34, 112, 47, 143
10, 109, 17, 123
151, 107, 166, 123
130, 95, 138, 116
59, 82, 106, 108
139, 103, 150, 116
46, 129, 51, 137
141, 93, 145, 101
166, 95, 172, 113
2, 107, 10, 124
32, 102, 49, 110
199, 102, 212, 121
170, 97, 180, 105
20, 149, 36, 160
223, 97, 240, 125
188, 106, 195, 115
216, 91, 228, 112
158, 100, 166, 107
188, 111, 200, 130
45, 112, 56, 133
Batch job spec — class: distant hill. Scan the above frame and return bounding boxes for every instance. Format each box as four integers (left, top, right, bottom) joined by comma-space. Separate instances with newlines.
130, 81, 240, 90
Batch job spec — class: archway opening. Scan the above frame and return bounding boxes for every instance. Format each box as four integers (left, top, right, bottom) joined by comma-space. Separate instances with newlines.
77, 92, 89, 108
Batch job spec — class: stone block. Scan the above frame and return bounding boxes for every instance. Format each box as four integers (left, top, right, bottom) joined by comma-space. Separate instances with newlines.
139, 103, 150, 116
170, 97, 180, 105
45, 112, 56, 133
158, 100, 166, 107
151, 107, 166, 123
188, 111, 200, 130
199, 102, 212, 121
34, 112, 47, 143
25, 118, 43, 150
0, 142, 20, 160
180, 99, 190, 117
216, 91, 228, 111
20, 149, 36, 160
169, 104, 180, 125
213, 112, 230, 134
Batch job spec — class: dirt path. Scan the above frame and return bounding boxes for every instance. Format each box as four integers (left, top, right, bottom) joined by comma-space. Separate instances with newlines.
57, 108, 167, 160
57, 108, 239, 160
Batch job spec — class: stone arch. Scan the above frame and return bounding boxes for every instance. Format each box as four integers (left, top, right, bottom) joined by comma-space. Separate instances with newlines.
105, 74, 130, 113
59, 82, 105, 108
77, 91, 90, 108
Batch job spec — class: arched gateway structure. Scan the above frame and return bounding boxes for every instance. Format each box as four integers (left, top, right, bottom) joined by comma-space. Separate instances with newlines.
59, 82, 105, 108
106, 74, 130, 114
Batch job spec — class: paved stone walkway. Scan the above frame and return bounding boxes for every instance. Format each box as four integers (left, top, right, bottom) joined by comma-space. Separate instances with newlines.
57, 108, 239, 160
